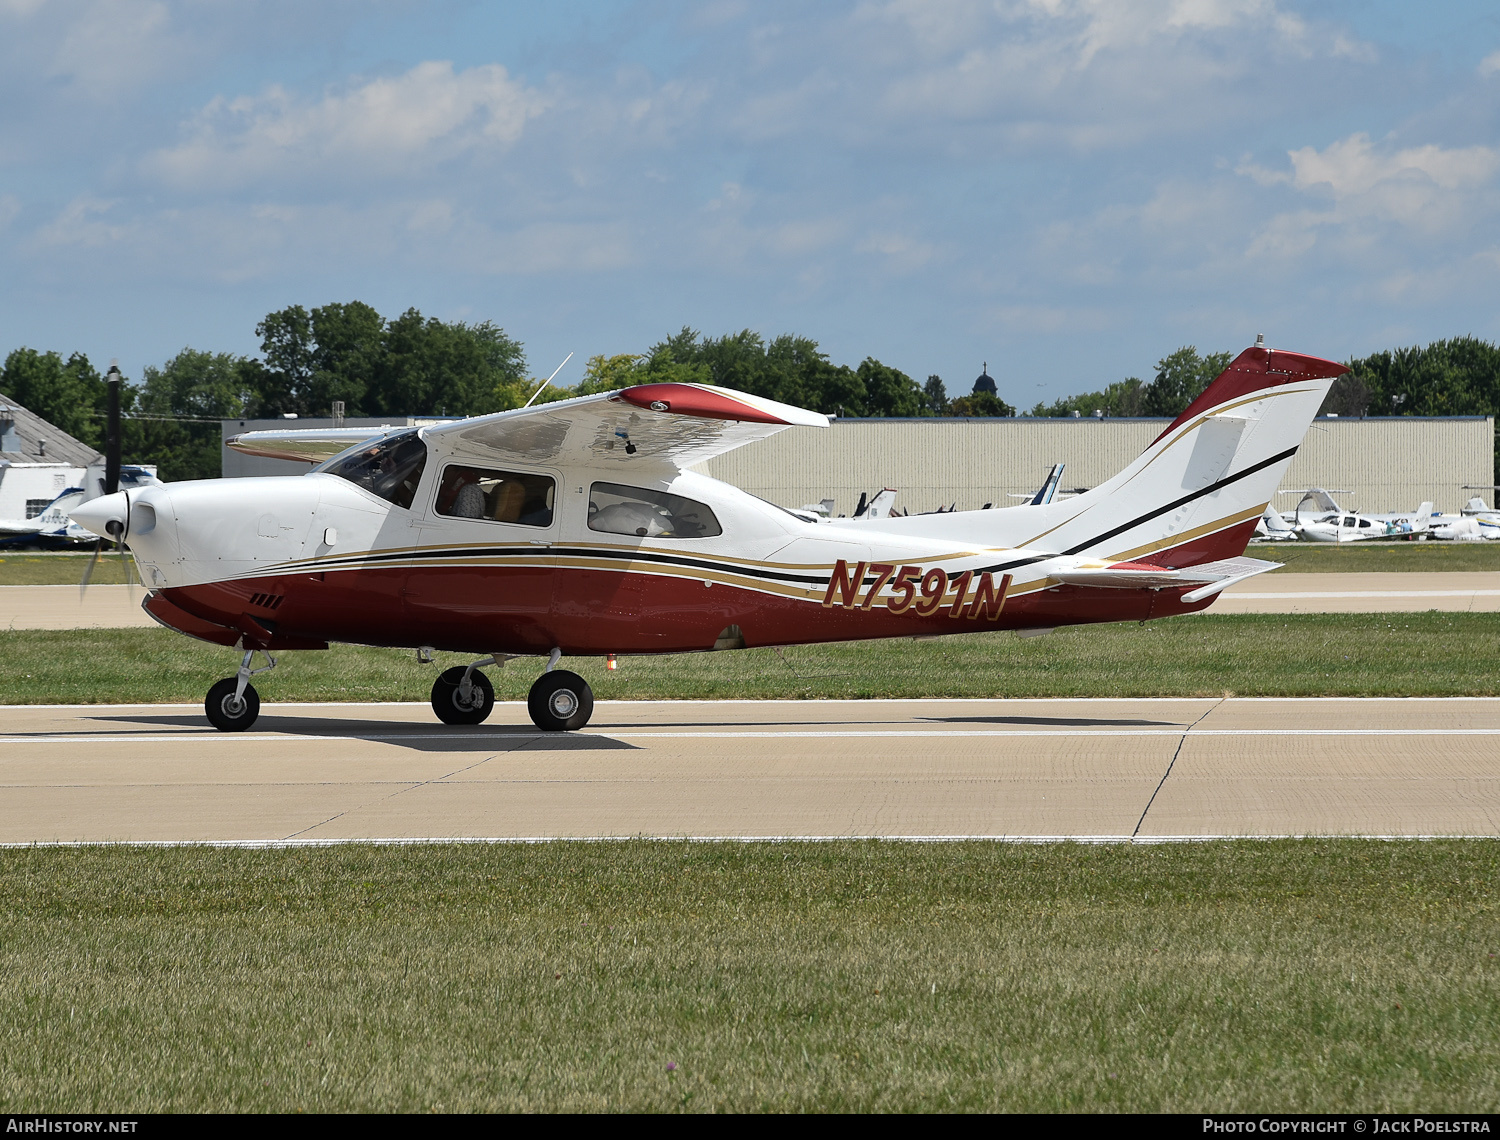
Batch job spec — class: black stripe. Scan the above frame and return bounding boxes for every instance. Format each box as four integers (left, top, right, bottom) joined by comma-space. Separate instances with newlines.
1057, 445, 1298, 559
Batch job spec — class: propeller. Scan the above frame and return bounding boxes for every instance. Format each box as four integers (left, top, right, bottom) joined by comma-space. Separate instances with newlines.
79, 495, 131, 600
80, 362, 128, 600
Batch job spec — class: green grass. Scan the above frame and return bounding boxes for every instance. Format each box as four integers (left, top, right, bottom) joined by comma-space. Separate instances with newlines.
1246, 540, 1500, 572
0, 841, 1493, 1112
3, 543, 1500, 584
3, 613, 1499, 704
0, 551, 139, 585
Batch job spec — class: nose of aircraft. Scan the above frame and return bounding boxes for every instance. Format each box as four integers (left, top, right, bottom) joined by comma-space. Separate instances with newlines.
69, 491, 129, 539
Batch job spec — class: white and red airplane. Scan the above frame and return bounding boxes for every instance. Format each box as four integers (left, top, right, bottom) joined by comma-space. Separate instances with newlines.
70, 342, 1346, 733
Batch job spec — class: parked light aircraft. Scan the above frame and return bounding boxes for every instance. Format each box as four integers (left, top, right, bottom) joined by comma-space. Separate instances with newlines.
1252, 504, 1298, 541
70, 343, 1346, 733
1008, 463, 1069, 507
0, 466, 160, 547
1291, 488, 1432, 542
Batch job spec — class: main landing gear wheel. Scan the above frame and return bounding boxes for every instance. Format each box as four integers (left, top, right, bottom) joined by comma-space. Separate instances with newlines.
528, 670, 594, 732
431, 666, 495, 725
206, 677, 260, 732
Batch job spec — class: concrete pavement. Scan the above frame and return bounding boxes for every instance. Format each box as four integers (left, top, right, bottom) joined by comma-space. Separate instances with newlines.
1, 698, 1496, 842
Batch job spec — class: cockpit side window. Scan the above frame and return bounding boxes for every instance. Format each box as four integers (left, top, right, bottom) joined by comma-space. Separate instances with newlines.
436, 464, 555, 527
318, 429, 428, 510
587, 482, 722, 539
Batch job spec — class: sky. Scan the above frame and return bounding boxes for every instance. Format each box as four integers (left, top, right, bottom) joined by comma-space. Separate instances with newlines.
2, 0, 1499, 406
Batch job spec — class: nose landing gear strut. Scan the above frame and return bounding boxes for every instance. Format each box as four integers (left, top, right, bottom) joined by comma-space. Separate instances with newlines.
205, 650, 276, 732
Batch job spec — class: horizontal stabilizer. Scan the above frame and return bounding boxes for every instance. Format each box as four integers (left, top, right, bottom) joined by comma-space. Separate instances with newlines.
1052, 555, 1281, 599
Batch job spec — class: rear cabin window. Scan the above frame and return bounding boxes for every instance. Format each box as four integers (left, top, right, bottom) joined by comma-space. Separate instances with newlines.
436, 465, 555, 527
588, 482, 721, 539
320, 430, 427, 510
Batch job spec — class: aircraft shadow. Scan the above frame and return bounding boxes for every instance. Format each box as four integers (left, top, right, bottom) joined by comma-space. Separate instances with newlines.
920, 715, 1182, 728
83, 713, 639, 752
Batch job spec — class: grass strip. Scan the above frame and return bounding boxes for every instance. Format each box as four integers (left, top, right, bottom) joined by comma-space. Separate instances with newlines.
0, 841, 1494, 1112
1243, 542, 1500, 573
0, 551, 140, 585
2, 613, 1498, 704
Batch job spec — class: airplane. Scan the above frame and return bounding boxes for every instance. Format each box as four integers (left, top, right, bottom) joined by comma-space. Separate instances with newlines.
1290, 488, 1432, 542
1006, 463, 1074, 507
0, 466, 161, 547
1251, 504, 1297, 541
69, 342, 1347, 733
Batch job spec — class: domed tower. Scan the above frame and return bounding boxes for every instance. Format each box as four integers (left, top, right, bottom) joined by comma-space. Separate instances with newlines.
972, 362, 996, 396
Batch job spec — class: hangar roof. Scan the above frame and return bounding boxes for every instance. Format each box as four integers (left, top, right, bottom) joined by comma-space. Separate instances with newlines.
0, 392, 104, 467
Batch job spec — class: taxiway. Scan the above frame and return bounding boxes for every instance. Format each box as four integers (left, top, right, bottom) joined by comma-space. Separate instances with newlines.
1, 698, 1496, 843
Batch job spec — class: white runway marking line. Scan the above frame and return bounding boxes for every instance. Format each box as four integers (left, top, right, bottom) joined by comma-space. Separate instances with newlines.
8, 727, 1500, 744
0, 835, 1491, 849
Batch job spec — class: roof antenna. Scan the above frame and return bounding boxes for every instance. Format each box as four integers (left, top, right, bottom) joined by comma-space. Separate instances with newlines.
523, 352, 574, 409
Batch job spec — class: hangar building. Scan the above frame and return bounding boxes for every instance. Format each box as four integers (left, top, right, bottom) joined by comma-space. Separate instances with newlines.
695, 415, 1496, 518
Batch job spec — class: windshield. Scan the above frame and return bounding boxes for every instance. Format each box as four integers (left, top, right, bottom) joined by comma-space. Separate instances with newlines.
318, 429, 427, 509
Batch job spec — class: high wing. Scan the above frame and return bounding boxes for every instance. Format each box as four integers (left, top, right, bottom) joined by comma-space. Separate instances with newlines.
226, 426, 406, 464
423, 382, 829, 470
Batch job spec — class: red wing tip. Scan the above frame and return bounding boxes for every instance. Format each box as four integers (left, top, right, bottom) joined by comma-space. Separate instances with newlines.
615, 383, 792, 425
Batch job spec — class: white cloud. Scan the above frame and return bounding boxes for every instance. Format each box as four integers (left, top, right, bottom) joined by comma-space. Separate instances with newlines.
833, 0, 1375, 152
148, 61, 548, 189
34, 195, 136, 248
1241, 132, 1500, 243
1480, 50, 1500, 78
1234, 132, 1500, 285
49, 0, 186, 95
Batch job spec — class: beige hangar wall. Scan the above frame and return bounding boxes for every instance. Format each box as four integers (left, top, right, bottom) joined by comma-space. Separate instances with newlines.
693, 416, 1494, 517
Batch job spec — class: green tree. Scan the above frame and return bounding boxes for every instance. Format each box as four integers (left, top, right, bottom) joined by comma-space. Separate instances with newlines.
950, 391, 1016, 417
254, 305, 314, 416
921, 375, 950, 416
131, 349, 261, 480
857, 357, 923, 418
576, 353, 645, 395
253, 302, 528, 417
0, 348, 107, 447
373, 308, 527, 417
304, 301, 384, 416
1142, 347, 1232, 417
1030, 376, 1147, 418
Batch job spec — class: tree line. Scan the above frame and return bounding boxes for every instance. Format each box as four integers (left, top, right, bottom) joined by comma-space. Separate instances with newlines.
5, 304, 1500, 481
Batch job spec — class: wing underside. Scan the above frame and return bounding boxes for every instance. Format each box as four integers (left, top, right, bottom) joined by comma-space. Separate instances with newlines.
428, 383, 829, 471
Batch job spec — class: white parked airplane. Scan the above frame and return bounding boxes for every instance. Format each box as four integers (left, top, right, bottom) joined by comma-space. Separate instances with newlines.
1291, 488, 1432, 542
70, 343, 1346, 733
1252, 504, 1298, 541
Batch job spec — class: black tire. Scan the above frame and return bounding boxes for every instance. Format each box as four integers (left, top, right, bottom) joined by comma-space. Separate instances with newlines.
431, 666, 495, 726
527, 670, 594, 732
205, 677, 260, 732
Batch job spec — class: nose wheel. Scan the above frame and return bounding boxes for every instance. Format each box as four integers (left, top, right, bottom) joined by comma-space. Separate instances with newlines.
204, 650, 275, 732
528, 669, 594, 732
205, 677, 260, 732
